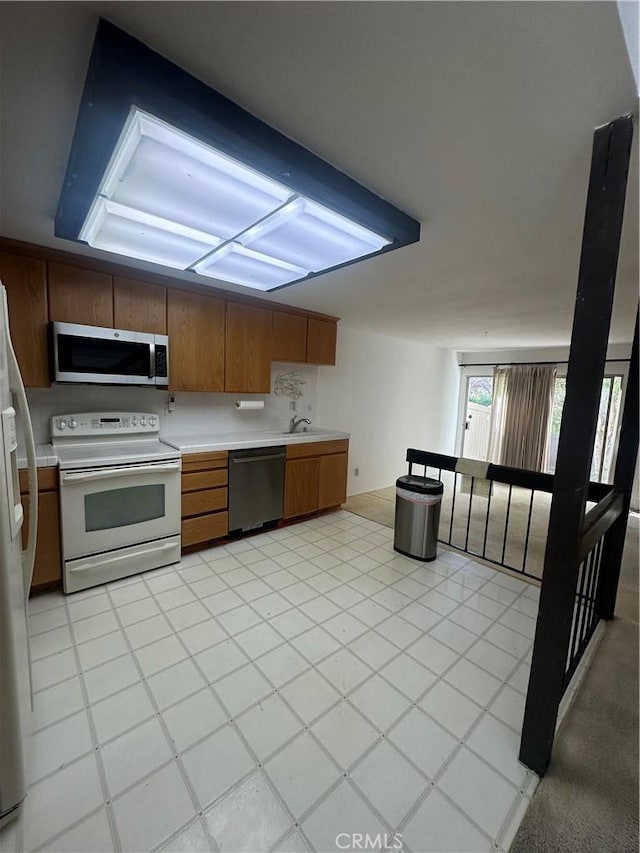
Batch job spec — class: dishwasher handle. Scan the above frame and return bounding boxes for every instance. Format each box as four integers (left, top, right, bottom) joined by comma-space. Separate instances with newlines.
231, 452, 285, 464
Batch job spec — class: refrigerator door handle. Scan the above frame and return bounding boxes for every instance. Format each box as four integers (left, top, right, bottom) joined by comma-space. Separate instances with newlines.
4, 307, 37, 594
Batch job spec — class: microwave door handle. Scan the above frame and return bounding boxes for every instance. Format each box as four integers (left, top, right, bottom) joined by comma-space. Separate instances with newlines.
61, 461, 181, 483
149, 342, 156, 379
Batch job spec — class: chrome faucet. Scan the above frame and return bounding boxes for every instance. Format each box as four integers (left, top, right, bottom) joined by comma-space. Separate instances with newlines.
289, 416, 311, 434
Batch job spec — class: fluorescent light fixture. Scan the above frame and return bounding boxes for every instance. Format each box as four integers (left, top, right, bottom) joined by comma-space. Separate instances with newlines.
240, 197, 390, 270
78, 107, 391, 290
58, 22, 420, 291
195, 243, 307, 290
80, 198, 221, 269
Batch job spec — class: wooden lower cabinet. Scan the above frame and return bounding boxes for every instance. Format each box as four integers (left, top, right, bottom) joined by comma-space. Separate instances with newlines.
182, 469, 227, 492
318, 453, 349, 510
284, 458, 320, 519
19, 468, 62, 591
182, 488, 228, 518
182, 512, 229, 548
181, 452, 229, 549
284, 441, 349, 519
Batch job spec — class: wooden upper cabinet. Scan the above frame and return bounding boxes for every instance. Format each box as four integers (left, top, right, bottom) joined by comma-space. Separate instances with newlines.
167, 289, 225, 392
0, 252, 50, 387
113, 278, 167, 334
307, 318, 337, 365
272, 311, 308, 363
225, 302, 272, 393
48, 263, 113, 327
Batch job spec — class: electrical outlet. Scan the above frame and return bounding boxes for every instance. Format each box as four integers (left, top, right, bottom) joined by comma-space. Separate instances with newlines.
354, 467, 359, 476
167, 395, 176, 413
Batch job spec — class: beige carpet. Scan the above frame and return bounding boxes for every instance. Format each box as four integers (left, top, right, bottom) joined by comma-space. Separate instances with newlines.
345, 486, 640, 852
510, 617, 639, 853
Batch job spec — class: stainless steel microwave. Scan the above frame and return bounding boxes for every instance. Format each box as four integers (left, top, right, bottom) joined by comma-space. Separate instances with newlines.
52, 322, 169, 386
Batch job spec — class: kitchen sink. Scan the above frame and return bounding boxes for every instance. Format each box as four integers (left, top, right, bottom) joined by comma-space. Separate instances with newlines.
265, 428, 337, 439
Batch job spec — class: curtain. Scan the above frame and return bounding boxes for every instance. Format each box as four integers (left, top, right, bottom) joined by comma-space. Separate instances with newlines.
488, 367, 509, 465
488, 364, 557, 472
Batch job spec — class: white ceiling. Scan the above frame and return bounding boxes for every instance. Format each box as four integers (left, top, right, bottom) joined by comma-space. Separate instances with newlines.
0, 1, 638, 349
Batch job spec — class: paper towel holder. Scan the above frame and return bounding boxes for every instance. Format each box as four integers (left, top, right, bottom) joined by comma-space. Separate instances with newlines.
235, 400, 265, 410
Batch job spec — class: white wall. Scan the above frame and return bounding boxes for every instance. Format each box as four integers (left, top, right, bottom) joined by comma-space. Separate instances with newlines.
25, 363, 319, 445
316, 325, 459, 495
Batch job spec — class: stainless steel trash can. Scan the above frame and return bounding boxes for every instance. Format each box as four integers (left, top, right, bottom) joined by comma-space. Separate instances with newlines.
393, 475, 443, 561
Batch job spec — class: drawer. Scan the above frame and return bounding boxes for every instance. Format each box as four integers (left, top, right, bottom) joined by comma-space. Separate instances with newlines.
182, 511, 228, 548
182, 488, 227, 518
182, 451, 228, 473
182, 469, 228, 492
286, 439, 349, 460
19, 467, 58, 493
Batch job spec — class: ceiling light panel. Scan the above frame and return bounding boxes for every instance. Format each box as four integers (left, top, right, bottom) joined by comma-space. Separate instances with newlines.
58, 22, 420, 292
81, 198, 220, 269
195, 243, 307, 290
93, 110, 293, 241
79, 108, 390, 289
240, 197, 391, 270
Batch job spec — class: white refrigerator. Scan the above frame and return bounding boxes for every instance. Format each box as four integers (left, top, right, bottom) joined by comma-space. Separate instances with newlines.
0, 283, 38, 828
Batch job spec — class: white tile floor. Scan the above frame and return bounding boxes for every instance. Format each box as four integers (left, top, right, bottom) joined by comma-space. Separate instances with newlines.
1, 510, 542, 853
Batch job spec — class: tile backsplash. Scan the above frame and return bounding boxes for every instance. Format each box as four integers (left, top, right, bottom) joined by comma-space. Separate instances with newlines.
25, 363, 318, 445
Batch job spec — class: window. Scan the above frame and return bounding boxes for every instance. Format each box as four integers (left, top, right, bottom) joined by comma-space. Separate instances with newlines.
548, 374, 623, 482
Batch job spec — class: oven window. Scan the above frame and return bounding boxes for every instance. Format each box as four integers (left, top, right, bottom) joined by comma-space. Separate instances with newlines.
84, 485, 165, 531
58, 334, 150, 376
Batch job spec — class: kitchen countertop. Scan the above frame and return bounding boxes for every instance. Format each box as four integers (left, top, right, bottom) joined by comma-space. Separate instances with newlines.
17, 429, 350, 467
17, 443, 58, 469
162, 427, 350, 454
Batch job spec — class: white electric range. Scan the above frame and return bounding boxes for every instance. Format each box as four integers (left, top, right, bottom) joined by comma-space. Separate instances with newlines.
51, 412, 182, 593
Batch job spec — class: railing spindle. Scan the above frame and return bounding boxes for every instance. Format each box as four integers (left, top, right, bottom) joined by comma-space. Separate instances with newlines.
448, 472, 457, 545
501, 484, 513, 565
464, 476, 475, 551
521, 490, 535, 574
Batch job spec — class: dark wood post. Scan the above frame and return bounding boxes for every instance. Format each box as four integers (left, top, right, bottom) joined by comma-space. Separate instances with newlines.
519, 115, 634, 776
598, 309, 639, 618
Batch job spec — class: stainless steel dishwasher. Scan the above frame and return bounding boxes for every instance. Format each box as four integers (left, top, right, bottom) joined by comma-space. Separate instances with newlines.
228, 446, 286, 533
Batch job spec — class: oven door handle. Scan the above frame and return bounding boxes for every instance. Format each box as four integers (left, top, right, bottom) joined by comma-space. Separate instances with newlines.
60, 461, 181, 483
68, 541, 179, 574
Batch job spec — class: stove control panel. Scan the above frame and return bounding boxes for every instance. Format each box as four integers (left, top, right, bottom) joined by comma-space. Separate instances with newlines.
51, 412, 160, 438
